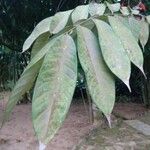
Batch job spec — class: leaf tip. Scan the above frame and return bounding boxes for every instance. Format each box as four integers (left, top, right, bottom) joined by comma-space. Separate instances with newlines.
105, 114, 112, 128
39, 141, 46, 150
124, 80, 131, 92
140, 67, 147, 79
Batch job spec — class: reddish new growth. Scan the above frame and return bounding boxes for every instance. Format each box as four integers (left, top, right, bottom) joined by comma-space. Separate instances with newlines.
121, 0, 147, 12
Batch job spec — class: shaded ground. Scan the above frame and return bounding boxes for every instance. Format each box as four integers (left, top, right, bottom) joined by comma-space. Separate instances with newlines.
74, 104, 150, 150
74, 116, 150, 150
0, 92, 94, 150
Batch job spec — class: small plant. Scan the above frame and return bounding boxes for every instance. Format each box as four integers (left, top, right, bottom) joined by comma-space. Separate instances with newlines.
2, 2, 150, 149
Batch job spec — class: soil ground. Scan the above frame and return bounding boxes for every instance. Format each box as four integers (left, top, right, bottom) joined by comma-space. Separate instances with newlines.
0, 92, 150, 150
0, 92, 94, 150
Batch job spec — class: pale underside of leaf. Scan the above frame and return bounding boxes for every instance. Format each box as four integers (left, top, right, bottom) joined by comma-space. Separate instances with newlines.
23, 17, 52, 52
89, 2, 106, 16
77, 25, 115, 118
131, 9, 140, 15
32, 35, 77, 144
49, 10, 73, 34
3, 60, 43, 124
71, 5, 89, 24
31, 32, 50, 59
139, 20, 149, 49
106, 2, 120, 13
94, 19, 131, 90
120, 7, 130, 16
108, 16, 145, 76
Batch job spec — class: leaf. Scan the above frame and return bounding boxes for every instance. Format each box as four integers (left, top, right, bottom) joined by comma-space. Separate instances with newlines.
31, 32, 50, 59
120, 7, 130, 16
89, 2, 106, 16
128, 16, 142, 41
106, 2, 120, 14
94, 19, 131, 90
23, 17, 52, 52
117, 15, 142, 41
139, 19, 149, 49
71, 5, 89, 24
32, 35, 77, 145
108, 16, 145, 75
3, 60, 43, 124
146, 15, 150, 24
77, 26, 115, 118
26, 37, 57, 70
131, 9, 140, 15
39, 141, 46, 150
49, 10, 73, 34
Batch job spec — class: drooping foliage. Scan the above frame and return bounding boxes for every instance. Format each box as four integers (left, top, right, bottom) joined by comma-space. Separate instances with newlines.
2, 1, 150, 150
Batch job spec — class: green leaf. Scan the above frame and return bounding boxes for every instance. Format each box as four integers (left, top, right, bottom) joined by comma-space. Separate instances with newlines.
77, 26, 115, 119
26, 37, 57, 70
117, 15, 142, 41
89, 2, 106, 16
3, 60, 43, 124
31, 32, 50, 59
120, 7, 130, 16
106, 2, 120, 14
49, 10, 73, 34
71, 5, 89, 24
128, 16, 142, 41
146, 15, 150, 24
32, 35, 77, 145
94, 19, 131, 90
108, 16, 145, 75
139, 19, 149, 49
23, 17, 52, 52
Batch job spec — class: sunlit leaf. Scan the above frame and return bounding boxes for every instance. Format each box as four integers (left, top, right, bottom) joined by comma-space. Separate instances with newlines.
106, 2, 120, 14
131, 9, 140, 15
108, 16, 145, 75
23, 17, 52, 52
32, 35, 77, 145
49, 10, 73, 34
120, 7, 130, 16
77, 26, 115, 120
89, 2, 106, 16
72, 5, 89, 23
94, 19, 131, 90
